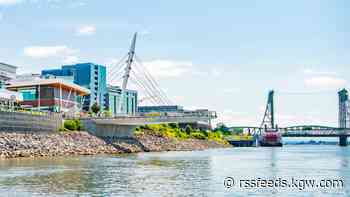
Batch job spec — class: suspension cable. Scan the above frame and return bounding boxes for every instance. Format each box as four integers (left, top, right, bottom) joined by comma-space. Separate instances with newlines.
132, 62, 169, 105
130, 69, 165, 105
107, 54, 128, 80
134, 55, 173, 105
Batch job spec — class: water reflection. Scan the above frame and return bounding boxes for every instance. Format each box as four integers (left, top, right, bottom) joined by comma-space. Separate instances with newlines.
0, 146, 349, 196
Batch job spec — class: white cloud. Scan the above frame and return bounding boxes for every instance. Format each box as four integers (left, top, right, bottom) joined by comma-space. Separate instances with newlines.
0, 0, 22, 5
63, 56, 79, 64
142, 59, 193, 78
76, 25, 96, 36
304, 76, 346, 89
302, 68, 337, 76
23, 45, 78, 58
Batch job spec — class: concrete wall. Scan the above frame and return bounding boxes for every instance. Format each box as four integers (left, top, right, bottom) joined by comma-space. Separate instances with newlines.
0, 111, 62, 133
81, 116, 212, 138
81, 119, 136, 138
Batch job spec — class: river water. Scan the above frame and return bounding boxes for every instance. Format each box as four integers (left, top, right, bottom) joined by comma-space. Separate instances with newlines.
0, 139, 349, 197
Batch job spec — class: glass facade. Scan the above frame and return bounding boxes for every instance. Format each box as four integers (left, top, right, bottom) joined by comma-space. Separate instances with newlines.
20, 88, 36, 101
107, 86, 138, 116
0, 63, 17, 90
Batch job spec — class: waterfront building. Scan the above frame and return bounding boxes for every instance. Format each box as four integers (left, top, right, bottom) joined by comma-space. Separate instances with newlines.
42, 63, 107, 111
0, 63, 21, 109
0, 63, 17, 89
6, 79, 90, 113
106, 85, 138, 116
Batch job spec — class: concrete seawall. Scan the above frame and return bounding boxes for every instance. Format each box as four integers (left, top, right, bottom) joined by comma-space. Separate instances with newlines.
81, 119, 136, 138
0, 111, 62, 133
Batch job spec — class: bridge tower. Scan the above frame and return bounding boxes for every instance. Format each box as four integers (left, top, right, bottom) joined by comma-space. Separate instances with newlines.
260, 90, 275, 130
119, 32, 137, 114
338, 89, 349, 146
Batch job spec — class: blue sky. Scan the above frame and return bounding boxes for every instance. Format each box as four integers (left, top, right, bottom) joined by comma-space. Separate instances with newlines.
0, 0, 349, 127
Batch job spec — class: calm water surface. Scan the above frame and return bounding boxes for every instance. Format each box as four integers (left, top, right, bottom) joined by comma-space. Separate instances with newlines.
0, 143, 349, 197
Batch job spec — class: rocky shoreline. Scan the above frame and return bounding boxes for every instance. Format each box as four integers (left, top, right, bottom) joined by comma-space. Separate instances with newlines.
0, 131, 230, 159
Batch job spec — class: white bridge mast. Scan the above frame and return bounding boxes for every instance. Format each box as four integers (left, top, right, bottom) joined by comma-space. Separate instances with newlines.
119, 32, 137, 114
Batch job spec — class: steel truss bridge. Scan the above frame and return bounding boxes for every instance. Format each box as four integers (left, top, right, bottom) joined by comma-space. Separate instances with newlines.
229, 125, 350, 137
229, 89, 350, 146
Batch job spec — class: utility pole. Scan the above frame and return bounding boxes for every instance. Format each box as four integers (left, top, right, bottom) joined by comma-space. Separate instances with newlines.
119, 32, 137, 114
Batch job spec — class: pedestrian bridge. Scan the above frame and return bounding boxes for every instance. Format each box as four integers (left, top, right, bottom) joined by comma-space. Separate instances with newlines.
81, 115, 214, 138
89, 115, 212, 125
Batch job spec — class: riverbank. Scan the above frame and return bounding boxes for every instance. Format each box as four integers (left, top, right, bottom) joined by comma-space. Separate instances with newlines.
0, 131, 230, 159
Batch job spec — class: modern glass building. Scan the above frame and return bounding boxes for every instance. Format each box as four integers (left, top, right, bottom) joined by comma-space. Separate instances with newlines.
0, 62, 17, 89
42, 63, 107, 111
106, 85, 138, 116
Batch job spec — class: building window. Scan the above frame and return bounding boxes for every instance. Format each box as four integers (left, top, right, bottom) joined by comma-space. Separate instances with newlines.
20, 89, 36, 101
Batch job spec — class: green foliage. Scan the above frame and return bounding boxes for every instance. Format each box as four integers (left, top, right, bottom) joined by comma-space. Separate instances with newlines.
134, 124, 228, 144
208, 131, 228, 144
64, 120, 77, 131
63, 119, 83, 131
190, 132, 207, 140
59, 126, 70, 132
74, 119, 83, 130
168, 123, 179, 129
185, 125, 194, 135
133, 127, 144, 135
215, 123, 233, 136
103, 110, 112, 118
91, 103, 100, 114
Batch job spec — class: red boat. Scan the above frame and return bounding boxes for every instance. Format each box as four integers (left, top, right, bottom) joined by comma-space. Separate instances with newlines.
259, 129, 283, 147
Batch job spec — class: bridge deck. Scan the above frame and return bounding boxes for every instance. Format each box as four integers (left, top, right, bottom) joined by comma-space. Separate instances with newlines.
83, 115, 212, 126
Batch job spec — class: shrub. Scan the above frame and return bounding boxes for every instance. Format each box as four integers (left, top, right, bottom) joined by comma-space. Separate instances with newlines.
63, 119, 83, 131
103, 110, 112, 118
185, 125, 193, 135
64, 120, 77, 131
74, 119, 83, 131
134, 127, 144, 135
190, 132, 207, 140
168, 123, 179, 129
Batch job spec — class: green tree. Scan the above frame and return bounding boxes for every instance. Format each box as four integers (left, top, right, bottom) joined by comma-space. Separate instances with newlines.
91, 103, 100, 114
185, 125, 193, 135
